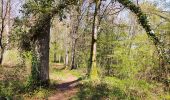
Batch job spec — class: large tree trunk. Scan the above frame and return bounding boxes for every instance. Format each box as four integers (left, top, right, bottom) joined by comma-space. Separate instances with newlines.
0, 0, 11, 64
31, 14, 51, 87
88, 0, 101, 79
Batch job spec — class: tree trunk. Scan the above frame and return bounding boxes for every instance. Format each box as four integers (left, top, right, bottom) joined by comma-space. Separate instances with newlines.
88, 0, 101, 79
70, 4, 81, 70
0, 0, 4, 65
6, 0, 11, 49
54, 52, 57, 63
0, 21, 4, 64
71, 39, 77, 70
65, 47, 69, 68
53, 41, 57, 63
0, 41, 4, 64
58, 55, 61, 63
31, 14, 51, 87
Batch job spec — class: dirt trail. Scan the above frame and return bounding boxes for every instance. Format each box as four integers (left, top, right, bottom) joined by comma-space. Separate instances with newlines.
48, 65, 80, 100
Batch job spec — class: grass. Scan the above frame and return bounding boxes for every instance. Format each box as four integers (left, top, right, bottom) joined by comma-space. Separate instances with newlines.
22, 87, 56, 100
0, 61, 169, 100
50, 68, 67, 81
73, 76, 169, 100
23, 63, 84, 99
70, 68, 86, 78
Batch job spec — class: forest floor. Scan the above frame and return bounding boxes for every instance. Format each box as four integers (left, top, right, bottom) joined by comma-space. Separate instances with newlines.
48, 63, 82, 100
23, 63, 83, 100
1, 63, 169, 100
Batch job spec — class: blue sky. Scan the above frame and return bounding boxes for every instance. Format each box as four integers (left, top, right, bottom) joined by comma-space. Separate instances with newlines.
11, 0, 24, 18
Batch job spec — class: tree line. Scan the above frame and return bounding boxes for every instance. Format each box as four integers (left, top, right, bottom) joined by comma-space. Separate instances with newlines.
0, 0, 169, 93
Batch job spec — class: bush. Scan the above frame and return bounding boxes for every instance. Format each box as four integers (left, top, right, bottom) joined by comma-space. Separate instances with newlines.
0, 68, 25, 99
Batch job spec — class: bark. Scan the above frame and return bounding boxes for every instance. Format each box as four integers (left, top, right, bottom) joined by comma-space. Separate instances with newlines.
0, 4, 4, 64
65, 47, 69, 68
0, 0, 7, 64
6, 0, 11, 49
54, 52, 57, 63
71, 39, 77, 70
70, 3, 82, 70
58, 55, 61, 63
0, 41, 4, 64
88, 0, 101, 78
30, 13, 51, 87
53, 41, 57, 63
27, 0, 75, 87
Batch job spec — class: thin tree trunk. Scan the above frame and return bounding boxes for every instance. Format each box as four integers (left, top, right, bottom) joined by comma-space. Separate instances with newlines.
70, 3, 81, 70
71, 39, 77, 70
88, 0, 101, 79
0, 26, 4, 65
58, 55, 61, 63
137, 0, 139, 5
0, 0, 5, 64
54, 52, 57, 63
0, 41, 4, 64
6, 0, 11, 49
53, 40, 57, 63
65, 47, 69, 68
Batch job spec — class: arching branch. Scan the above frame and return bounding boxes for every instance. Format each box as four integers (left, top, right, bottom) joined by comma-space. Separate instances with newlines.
117, 0, 170, 90
117, 0, 169, 64
117, 0, 159, 44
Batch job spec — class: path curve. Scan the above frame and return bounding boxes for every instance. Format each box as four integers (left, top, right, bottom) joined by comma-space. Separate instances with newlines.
48, 73, 80, 100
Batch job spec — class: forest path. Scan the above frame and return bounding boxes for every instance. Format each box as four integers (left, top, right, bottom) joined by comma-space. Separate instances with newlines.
48, 64, 80, 100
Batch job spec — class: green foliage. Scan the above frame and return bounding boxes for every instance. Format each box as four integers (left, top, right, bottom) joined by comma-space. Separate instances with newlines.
33, 88, 50, 99
117, 0, 169, 74
97, 23, 157, 79
90, 63, 99, 80
22, 0, 54, 15
0, 80, 25, 99
2, 50, 23, 66
0, 0, 169, 99
75, 77, 166, 100
49, 43, 64, 63
25, 51, 40, 90
76, 50, 90, 68
0, 65, 26, 99
11, 17, 32, 51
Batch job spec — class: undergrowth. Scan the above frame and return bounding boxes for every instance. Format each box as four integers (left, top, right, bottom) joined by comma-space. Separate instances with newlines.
74, 76, 169, 100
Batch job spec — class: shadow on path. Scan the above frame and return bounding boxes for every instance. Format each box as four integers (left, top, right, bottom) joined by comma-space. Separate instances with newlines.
55, 78, 82, 91
48, 77, 82, 100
